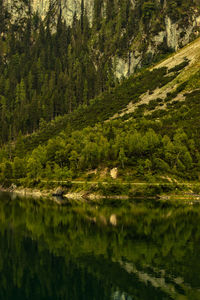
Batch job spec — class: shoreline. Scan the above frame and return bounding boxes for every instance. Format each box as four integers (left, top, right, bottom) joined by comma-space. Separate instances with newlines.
1, 185, 200, 204
0, 186, 52, 198
0, 186, 130, 201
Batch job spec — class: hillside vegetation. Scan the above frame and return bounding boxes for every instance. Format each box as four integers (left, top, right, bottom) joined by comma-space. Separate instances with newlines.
1, 36, 200, 195
0, 0, 200, 143
1, 1, 200, 195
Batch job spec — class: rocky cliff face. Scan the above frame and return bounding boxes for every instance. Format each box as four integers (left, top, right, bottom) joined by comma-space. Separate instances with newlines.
4, 0, 200, 78
116, 12, 200, 78
31, 0, 94, 24
4, 0, 94, 24
32, 1, 200, 77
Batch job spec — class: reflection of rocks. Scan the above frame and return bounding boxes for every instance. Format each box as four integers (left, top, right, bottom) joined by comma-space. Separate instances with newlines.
119, 260, 186, 299
112, 290, 133, 300
52, 187, 64, 197
9, 184, 17, 192
110, 214, 117, 226
10, 192, 18, 201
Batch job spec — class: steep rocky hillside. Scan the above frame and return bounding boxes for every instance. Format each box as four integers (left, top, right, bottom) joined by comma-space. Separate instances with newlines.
4, 0, 200, 77
111, 36, 200, 119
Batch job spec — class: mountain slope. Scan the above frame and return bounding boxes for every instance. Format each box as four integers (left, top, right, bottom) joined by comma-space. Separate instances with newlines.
112, 36, 200, 119
11, 37, 200, 149
1, 37, 200, 192
1, 0, 200, 147
5, 0, 200, 76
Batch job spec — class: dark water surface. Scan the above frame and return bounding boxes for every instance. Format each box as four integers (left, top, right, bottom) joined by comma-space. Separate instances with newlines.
0, 192, 200, 300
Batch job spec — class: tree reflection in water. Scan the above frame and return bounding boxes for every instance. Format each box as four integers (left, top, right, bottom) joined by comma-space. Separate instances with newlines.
0, 191, 200, 300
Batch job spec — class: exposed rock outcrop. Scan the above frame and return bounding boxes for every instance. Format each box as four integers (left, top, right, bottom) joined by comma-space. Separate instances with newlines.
110, 168, 118, 180
32, 0, 94, 24
4, 1, 200, 78
114, 13, 200, 78
5, 0, 94, 24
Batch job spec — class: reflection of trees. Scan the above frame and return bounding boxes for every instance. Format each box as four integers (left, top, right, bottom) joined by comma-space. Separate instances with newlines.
0, 192, 200, 299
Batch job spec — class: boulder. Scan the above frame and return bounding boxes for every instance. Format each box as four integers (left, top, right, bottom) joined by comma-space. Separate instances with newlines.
110, 168, 118, 179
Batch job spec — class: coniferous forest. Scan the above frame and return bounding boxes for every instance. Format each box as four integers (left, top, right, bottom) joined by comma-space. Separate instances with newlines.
0, 0, 138, 143
0, 0, 197, 143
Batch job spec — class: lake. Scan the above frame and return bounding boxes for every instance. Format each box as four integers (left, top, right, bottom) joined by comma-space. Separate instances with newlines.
0, 191, 200, 300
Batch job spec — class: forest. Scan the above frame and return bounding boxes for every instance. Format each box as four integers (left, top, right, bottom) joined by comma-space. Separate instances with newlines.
1, 56, 200, 189
0, 0, 200, 191
0, 0, 197, 143
0, 0, 140, 143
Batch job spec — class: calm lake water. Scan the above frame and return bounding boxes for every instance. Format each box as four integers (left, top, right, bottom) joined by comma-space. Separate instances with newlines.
0, 192, 200, 300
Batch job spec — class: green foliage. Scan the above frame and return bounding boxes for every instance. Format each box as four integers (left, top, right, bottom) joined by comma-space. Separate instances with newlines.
2, 161, 12, 179
0, 1, 117, 144
13, 157, 26, 179
8, 66, 176, 155
0, 0, 198, 146
142, 1, 156, 19
168, 59, 189, 73
0, 115, 198, 184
